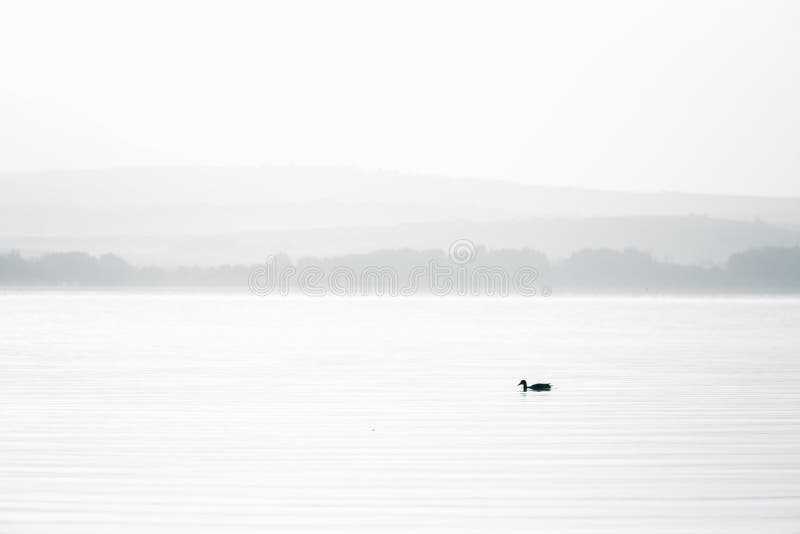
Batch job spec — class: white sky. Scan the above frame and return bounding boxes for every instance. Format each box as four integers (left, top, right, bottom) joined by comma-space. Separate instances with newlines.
1, 0, 798, 196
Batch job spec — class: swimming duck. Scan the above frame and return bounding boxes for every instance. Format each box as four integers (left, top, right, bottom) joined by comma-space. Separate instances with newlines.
518, 379, 551, 391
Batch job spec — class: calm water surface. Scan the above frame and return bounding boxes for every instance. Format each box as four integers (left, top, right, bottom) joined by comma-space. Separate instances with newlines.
1, 293, 799, 533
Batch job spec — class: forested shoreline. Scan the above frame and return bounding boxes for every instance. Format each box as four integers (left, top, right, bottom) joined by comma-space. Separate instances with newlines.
1, 246, 799, 293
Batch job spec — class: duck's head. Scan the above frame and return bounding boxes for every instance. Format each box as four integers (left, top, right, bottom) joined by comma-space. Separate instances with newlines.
518, 379, 527, 387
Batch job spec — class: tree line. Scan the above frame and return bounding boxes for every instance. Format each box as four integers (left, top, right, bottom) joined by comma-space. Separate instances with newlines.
1, 246, 799, 293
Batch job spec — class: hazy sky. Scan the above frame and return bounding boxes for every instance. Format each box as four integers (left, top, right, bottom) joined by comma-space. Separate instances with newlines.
1, 1, 798, 196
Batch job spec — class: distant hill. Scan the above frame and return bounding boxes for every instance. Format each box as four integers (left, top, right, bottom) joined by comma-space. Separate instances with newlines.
3, 166, 799, 267
2, 166, 800, 239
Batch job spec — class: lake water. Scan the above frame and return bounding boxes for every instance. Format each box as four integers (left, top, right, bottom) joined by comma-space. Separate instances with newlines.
1, 293, 799, 533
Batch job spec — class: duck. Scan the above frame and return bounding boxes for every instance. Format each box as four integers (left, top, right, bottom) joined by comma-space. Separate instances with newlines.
518, 379, 551, 391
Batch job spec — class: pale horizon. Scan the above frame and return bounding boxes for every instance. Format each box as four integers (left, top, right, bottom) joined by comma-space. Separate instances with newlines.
3, 164, 800, 200
2, 1, 799, 196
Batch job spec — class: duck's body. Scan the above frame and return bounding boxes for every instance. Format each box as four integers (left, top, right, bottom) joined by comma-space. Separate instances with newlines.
518, 379, 551, 391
